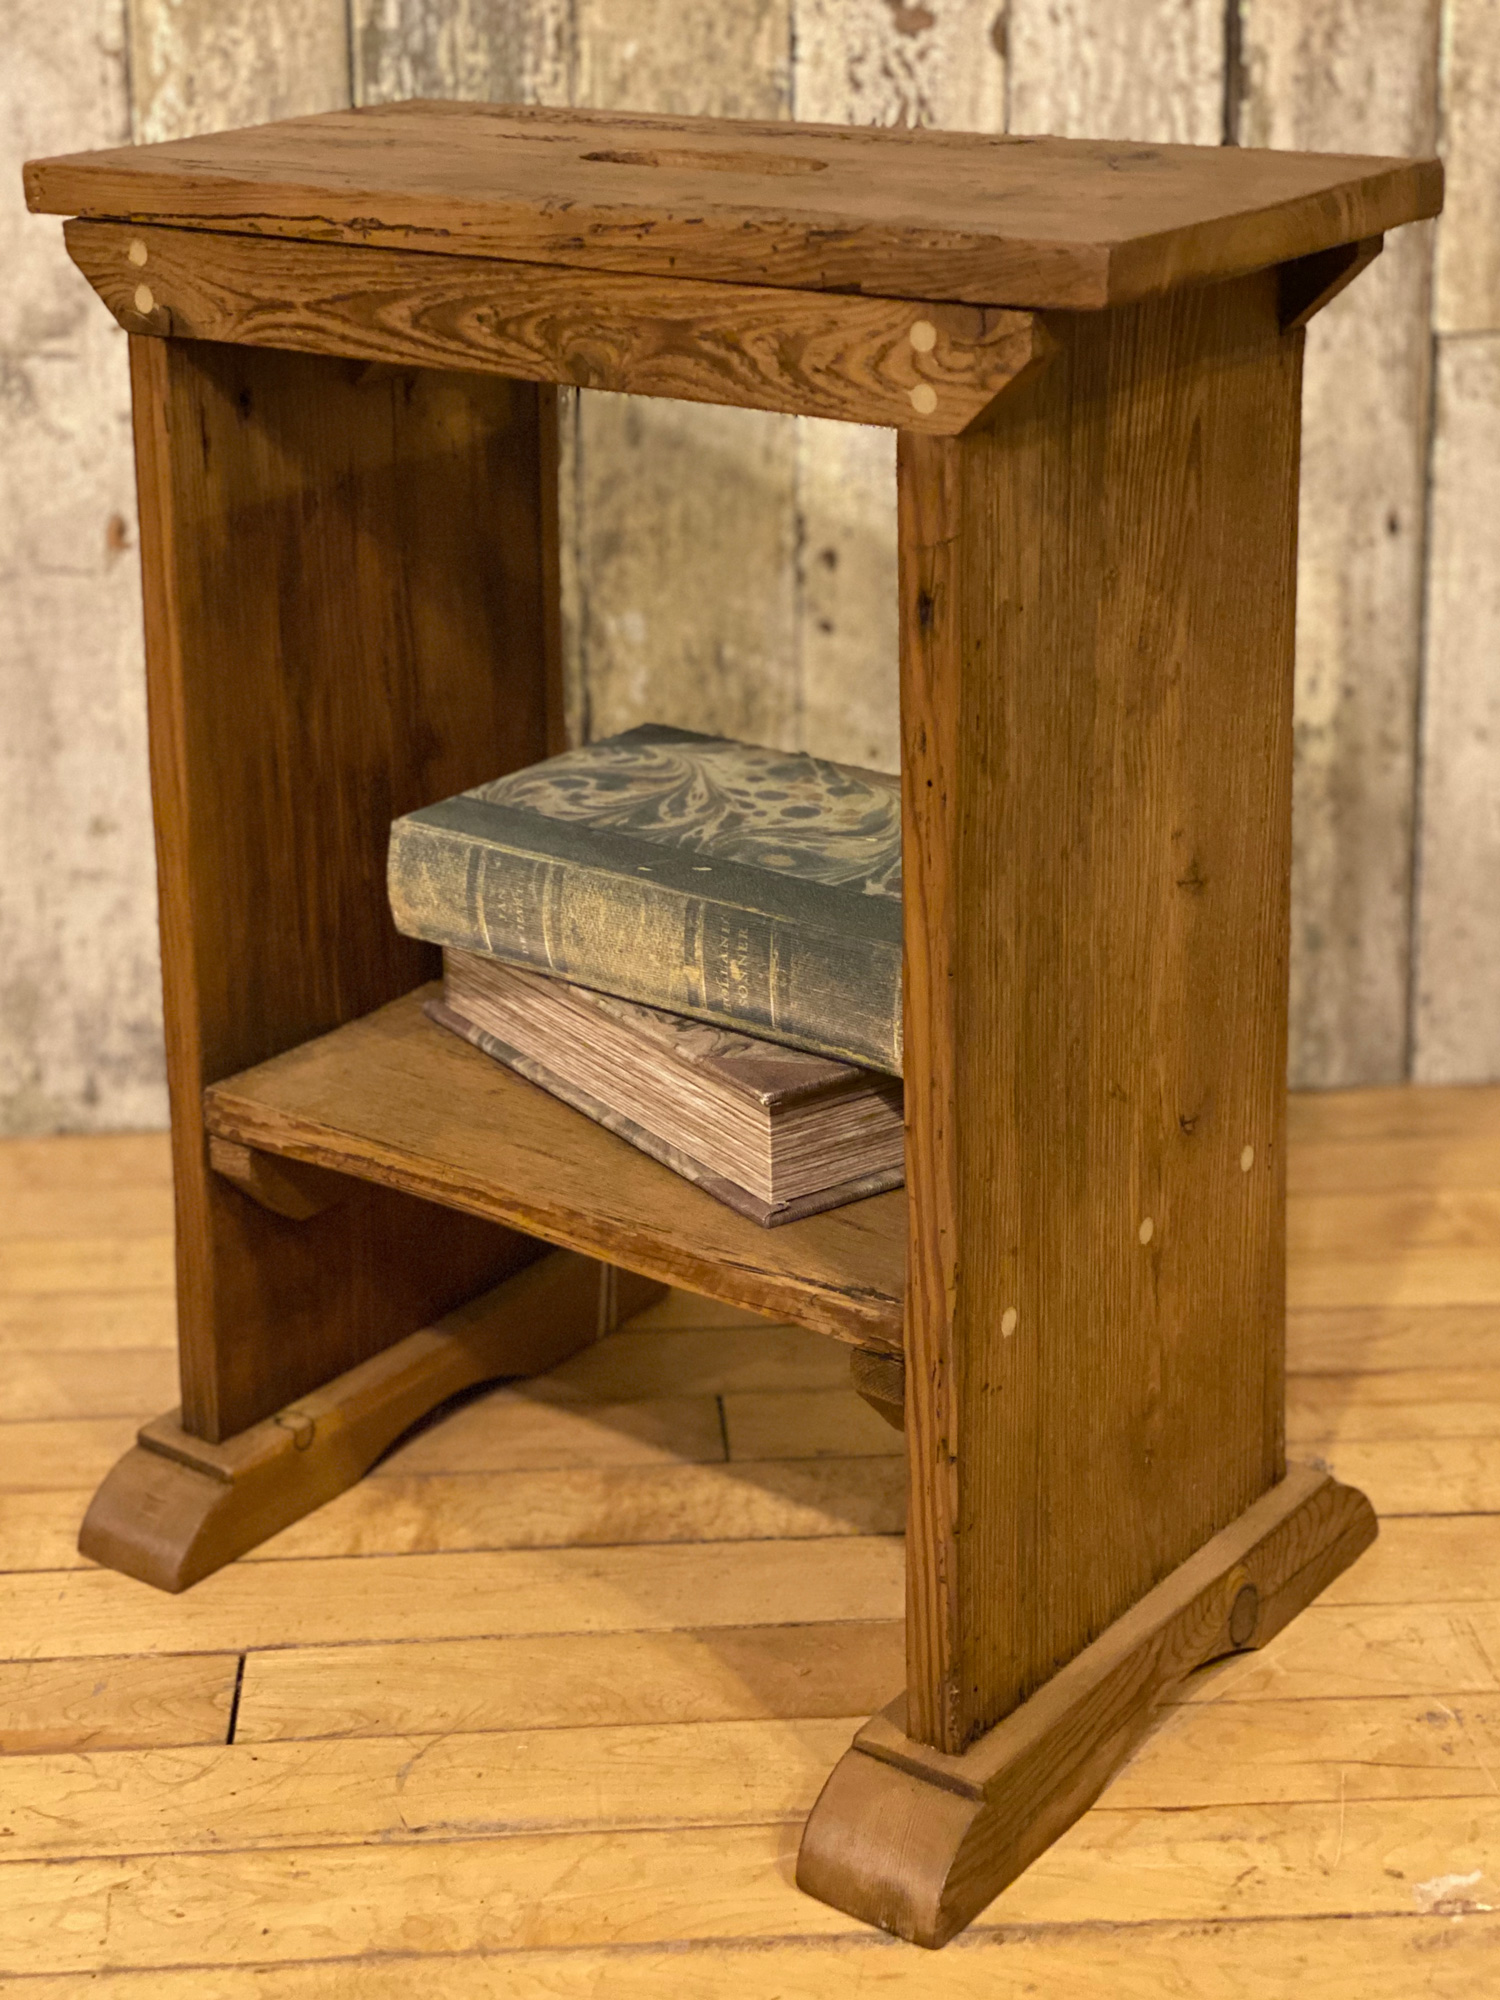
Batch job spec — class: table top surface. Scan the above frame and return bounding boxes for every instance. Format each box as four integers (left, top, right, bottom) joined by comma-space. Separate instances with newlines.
26, 101, 1442, 310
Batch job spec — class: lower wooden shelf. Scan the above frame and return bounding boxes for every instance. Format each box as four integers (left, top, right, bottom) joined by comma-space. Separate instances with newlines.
204, 985, 906, 1353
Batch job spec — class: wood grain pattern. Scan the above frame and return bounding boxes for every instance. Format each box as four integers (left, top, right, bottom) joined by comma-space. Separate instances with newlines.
31, 1426, 1457, 1566
1007, 0, 1223, 146
1289, 1251, 1500, 1311
576, 0, 791, 125
78, 1251, 655, 1591
848, 1347, 905, 1432
792, 0, 1005, 133
787, 2, 993, 781
1288, 1189, 1500, 1255
1241, 0, 1441, 1088
2, 1537, 908, 1661
0, 1457, 903, 1572
373, 1390, 724, 1476
0, 1653, 240, 1755
798, 1468, 1377, 1946
1278, 236, 1384, 330
3, 1091, 1499, 1985
900, 269, 1301, 1754
1291, 1138, 1500, 1194
1316, 1513, 1499, 1603
7, 1924, 1497, 2000
127, 333, 565, 1440
723, 1386, 900, 1461
17, 1682, 1495, 1862
0, 1129, 171, 1202
205, 1136, 345, 1221
560, 2, 803, 792
1413, 333, 1500, 1082
203, 988, 906, 1353
541, 1319, 852, 1396
2, 1417, 141, 1492
238, 1621, 909, 1740
1290, 1300, 1500, 1371
261, 1458, 906, 1561
0, 1716, 859, 1858
353, 0, 571, 112
1315, 1438, 1500, 1517
0, 1345, 175, 1422
66, 219, 1047, 435
0, 1489, 99, 1570
0, 1233, 171, 1294
0, 1181, 169, 1249
0, 0, 348, 1148
236, 1580, 1500, 1742
128, 0, 348, 147
733, 1355, 1500, 1465
1, 0, 160, 1140
13, 61, 1461, 1961
24, 101, 1442, 310
1433, 0, 1500, 334
0, 1290, 175, 1352
1169, 1595, 1500, 1705
7, 1796, 1499, 1974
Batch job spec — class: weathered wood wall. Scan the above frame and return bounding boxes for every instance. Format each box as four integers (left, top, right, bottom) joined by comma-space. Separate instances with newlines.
1242, 0, 1441, 1087
2, 2, 153, 1136
5, 0, 1495, 1129
1415, 0, 1500, 1081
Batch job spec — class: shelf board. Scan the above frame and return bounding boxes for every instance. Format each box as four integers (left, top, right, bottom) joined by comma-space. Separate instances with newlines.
203, 986, 905, 1354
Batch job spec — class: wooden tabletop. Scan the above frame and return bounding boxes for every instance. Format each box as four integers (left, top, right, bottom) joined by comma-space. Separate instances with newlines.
25, 101, 1441, 310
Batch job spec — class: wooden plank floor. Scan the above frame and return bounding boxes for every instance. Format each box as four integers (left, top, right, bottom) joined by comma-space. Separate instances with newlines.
1, 1093, 1498, 1993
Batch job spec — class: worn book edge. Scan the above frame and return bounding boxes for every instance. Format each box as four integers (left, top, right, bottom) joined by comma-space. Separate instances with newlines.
446, 947, 891, 1109
424, 999, 904, 1228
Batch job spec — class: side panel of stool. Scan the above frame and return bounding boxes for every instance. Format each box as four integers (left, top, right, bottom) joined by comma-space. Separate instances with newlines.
129, 337, 562, 1440
900, 270, 1302, 1753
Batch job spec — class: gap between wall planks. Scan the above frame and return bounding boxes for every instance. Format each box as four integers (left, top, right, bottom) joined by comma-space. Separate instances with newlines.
3, 1099, 1500, 1986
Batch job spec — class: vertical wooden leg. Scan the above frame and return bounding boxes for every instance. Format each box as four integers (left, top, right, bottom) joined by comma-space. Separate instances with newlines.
800, 269, 1377, 1939
79, 340, 636, 1586
128, 338, 563, 1441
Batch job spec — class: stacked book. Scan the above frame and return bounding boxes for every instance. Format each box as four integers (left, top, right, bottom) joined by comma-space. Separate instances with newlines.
388, 723, 905, 1226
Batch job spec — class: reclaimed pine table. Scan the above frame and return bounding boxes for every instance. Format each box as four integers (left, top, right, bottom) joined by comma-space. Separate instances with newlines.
26, 104, 1440, 1946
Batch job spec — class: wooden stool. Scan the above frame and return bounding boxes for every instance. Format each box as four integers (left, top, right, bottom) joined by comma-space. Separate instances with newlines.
25, 105, 1440, 1945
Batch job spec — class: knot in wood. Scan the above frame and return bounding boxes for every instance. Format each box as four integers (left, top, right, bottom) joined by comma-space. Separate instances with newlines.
1228, 1581, 1260, 1648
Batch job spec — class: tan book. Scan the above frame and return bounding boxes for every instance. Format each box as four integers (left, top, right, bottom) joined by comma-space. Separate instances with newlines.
427, 948, 904, 1227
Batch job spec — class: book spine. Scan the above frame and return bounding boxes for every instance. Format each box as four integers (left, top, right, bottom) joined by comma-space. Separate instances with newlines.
389, 819, 902, 1074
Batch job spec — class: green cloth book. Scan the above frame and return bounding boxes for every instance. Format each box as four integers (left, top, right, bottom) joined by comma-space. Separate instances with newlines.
388, 723, 903, 1074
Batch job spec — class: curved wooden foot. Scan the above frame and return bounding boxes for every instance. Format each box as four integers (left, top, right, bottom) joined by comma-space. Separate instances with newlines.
798, 1465, 1377, 1947
80, 1250, 663, 1592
